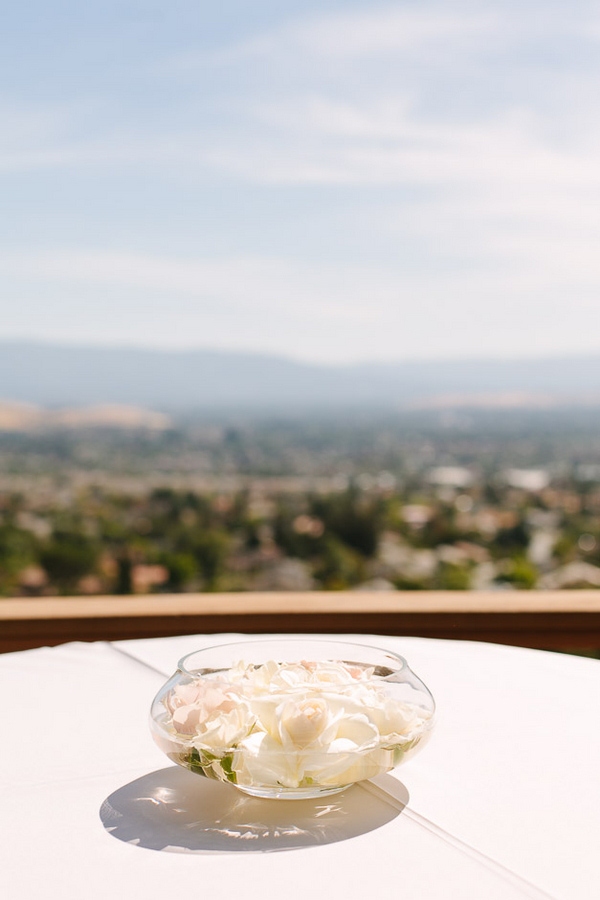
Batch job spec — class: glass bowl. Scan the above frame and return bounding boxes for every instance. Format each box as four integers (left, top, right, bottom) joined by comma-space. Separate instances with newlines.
150, 639, 436, 800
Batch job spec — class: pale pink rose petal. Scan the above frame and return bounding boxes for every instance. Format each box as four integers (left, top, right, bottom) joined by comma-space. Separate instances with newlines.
172, 702, 209, 735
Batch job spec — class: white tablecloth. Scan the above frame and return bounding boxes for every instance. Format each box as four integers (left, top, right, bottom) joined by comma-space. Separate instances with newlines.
1, 633, 599, 900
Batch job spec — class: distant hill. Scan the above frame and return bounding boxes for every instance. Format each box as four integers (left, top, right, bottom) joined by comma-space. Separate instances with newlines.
1, 342, 600, 411
0, 401, 170, 432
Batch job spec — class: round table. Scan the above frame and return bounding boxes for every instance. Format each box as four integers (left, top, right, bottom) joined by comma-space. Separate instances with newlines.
2, 633, 598, 900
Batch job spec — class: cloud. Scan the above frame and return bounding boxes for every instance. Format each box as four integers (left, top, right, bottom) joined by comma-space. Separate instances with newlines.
212, 97, 600, 188
2, 238, 599, 357
0, 117, 203, 173
198, 5, 497, 64
295, 7, 496, 58
0, 249, 394, 323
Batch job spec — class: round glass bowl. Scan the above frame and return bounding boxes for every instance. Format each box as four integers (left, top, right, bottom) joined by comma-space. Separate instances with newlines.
150, 639, 436, 800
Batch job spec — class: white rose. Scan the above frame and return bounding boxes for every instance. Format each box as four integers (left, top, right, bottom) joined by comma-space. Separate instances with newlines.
278, 698, 331, 748
306, 661, 372, 686
165, 680, 205, 715
233, 659, 372, 694
234, 721, 387, 790
246, 661, 312, 692
314, 746, 394, 786
167, 680, 239, 720
364, 695, 419, 739
234, 691, 382, 788
191, 704, 255, 753
167, 678, 254, 751
234, 731, 303, 788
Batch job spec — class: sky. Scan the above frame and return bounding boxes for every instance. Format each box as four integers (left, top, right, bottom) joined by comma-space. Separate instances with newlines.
2, 0, 600, 364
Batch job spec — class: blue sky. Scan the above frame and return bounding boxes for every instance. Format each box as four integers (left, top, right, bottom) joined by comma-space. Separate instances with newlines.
2, 0, 600, 363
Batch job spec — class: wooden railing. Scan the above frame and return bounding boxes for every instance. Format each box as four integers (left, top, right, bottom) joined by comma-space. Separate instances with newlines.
1, 591, 600, 653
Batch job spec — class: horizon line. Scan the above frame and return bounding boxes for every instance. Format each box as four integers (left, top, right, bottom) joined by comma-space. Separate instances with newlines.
1, 337, 600, 369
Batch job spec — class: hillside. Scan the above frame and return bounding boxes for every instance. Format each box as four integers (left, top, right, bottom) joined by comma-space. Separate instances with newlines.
1, 342, 599, 410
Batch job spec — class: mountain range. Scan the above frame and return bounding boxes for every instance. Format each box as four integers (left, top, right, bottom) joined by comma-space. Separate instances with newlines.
1, 342, 600, 411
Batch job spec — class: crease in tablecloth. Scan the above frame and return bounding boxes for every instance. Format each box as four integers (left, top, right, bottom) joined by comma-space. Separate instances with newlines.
108, 640, 171, 677
363, 777, 557, 900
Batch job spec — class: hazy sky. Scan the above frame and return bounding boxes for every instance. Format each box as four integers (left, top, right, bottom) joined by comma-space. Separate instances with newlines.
2, 1, 600, 363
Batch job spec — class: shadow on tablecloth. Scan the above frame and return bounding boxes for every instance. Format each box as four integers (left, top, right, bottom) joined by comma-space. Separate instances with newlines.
100, 766, 408, 854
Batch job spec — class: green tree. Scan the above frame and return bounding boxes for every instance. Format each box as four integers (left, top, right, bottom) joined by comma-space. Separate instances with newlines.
190, 532, 229, 589
494, 521, 530, 555
162, 552, 198, 590
418, 509, 461, 549
0, 525, 38, 595
313, 490, 381, 557
40, 531, 99, 594
433, 562, 472, 590
313, 536, 364, 589
496, 557, 538, 589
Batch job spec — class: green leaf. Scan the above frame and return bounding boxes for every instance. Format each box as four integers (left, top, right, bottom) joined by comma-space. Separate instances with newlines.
217, 753, 238, 783
392, 747, 405, 766
220, 755, 234, 773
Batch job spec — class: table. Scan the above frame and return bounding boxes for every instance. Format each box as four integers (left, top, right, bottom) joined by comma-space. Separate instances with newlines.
2, 633, 599, 900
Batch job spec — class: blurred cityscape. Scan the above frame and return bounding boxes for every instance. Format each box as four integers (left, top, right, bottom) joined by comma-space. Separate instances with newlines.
1, 405, 600, 597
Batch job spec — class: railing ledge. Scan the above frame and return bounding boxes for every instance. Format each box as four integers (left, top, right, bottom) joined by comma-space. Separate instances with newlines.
1, 591, 600, 653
